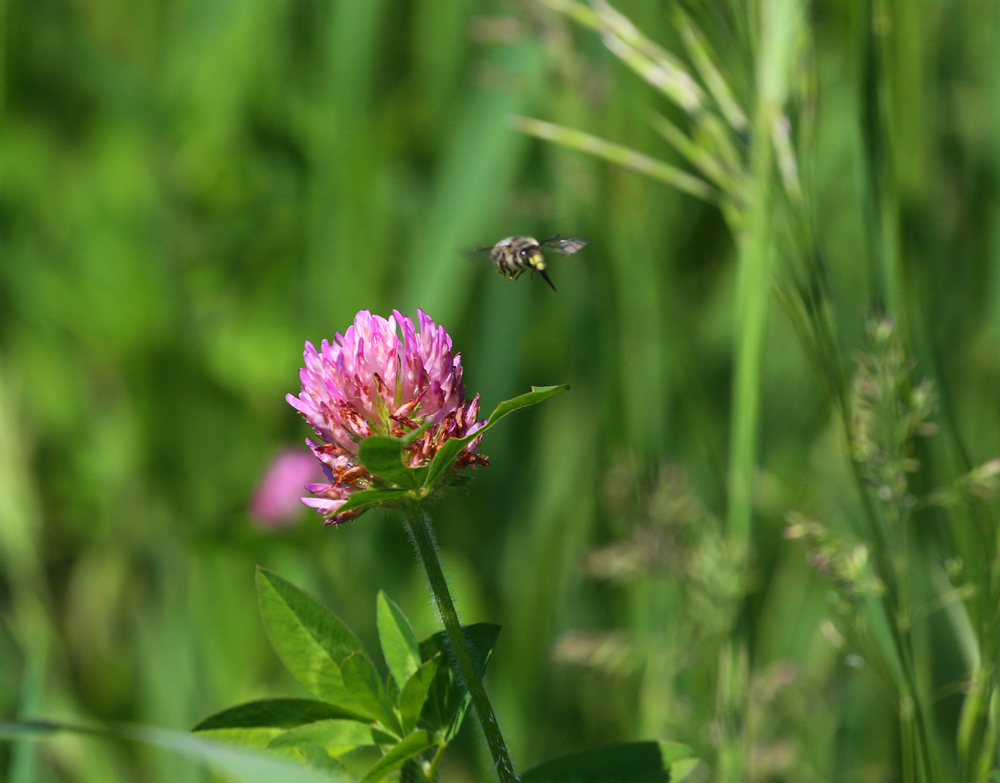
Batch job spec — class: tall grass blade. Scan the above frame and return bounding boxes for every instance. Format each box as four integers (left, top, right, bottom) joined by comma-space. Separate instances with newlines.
671, 7, 749, 134
648, 111, 743, 195
511, 116, 718, 202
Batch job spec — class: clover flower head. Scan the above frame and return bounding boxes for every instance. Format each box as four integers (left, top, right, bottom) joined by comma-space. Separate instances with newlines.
287, 309, 487, 524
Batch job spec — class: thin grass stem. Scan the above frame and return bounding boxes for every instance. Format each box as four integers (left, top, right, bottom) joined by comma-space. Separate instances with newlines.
511, 115, 718, 202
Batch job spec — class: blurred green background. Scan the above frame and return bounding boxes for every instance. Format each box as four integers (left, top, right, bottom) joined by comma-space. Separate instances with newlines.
2, 0, 1000, 780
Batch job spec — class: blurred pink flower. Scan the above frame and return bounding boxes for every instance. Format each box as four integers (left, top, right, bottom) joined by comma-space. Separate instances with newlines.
249, 450, 323, 528
287, 309, 487, 524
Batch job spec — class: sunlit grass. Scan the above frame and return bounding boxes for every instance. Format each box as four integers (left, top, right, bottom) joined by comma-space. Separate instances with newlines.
1, 0, 1000, 781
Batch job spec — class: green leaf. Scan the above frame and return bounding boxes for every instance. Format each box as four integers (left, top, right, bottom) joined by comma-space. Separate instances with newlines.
400, 419, 433, 446
423, 384, 570, 487
668, 757, 707, 782
419, 422, 505, 490
385, 670, 401, 708
418, 622, 501, 675
419, 623, 501, 741
0, 721, 68, 740
482, 385, 571, 428
296, 744, 356, 776
256, 568, 366, 711
358, 436, 421, 489
360, 730, 436, 783
376, 591, 421, 689
266, 719, 378, 750
336, 488, 411, 515
520, 741, 694, 783
398, 658, 440, 736
340, 653, 402, 737
193, 699, 356, 732
192, 698, 360, 749
125, 725, 360, 783
0, 719, 353, 783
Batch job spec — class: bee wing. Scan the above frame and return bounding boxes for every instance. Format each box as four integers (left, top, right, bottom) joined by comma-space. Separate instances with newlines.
469, 245, 495, 258
541, 237, 587, 255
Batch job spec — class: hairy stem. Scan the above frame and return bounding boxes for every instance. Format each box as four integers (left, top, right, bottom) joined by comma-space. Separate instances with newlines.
405, 511, 517, 783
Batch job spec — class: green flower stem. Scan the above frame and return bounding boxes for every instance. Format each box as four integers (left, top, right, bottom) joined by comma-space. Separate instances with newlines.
405, 512, 517, 783
425, 741, 447, 782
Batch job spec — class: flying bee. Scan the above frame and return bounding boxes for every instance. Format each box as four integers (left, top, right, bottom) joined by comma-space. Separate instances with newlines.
476, 235, 587, 292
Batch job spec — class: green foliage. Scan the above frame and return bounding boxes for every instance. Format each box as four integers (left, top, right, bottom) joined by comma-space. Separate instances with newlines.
397, 660, 440, 736
0, 719, 350, 783
338, 384, 571, 518
359, 731, 436, 783
351, 384, 570, 500
358, 439, 425, 491
256, 568, 367, 710
265, 720, 382, 751
192, 570, 500, 780
192, 699, 362, 748
419, 623, 503, 742
336, 488, 413, 516
376, 592, 422, 689
340, 653, 403, 736
520, 740, 697, 783
421, 384, 569, 487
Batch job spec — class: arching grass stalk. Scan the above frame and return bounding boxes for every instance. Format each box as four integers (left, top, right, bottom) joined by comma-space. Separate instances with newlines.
405, 510, 517, 783
517, 3, 805, 780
